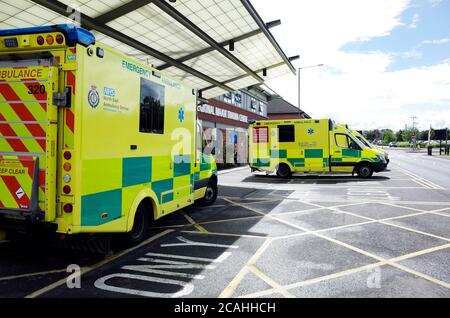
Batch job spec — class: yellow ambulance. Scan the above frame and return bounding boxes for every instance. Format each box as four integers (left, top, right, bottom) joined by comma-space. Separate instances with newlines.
249, 119, 387, 178
0, 25, 217, 246
343, 126, 390, 165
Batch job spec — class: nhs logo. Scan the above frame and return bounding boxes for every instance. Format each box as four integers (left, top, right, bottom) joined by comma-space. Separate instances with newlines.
104, 87, 116, 97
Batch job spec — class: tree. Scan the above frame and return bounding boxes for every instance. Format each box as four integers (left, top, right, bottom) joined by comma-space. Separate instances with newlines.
419, 130, 430, 141
396, 130, 403, 142
402, 128, 419, 143
365, 130, 376, 141
383, 130, 395, 144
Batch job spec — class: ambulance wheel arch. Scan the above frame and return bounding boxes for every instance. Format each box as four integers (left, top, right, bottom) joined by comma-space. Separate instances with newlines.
126, 189, 159, 233
355, 161, 374, 179
197, 174, 218, 206
276, 162, 293, 178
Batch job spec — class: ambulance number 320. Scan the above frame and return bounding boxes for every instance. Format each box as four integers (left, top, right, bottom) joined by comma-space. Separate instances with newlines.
27, 85, 46, 95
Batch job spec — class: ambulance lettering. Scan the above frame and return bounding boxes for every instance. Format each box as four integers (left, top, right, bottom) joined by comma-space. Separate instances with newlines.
0, 68, 43, 80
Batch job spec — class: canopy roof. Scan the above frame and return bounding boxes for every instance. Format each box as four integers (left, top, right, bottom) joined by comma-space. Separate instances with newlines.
0, 0, 296, 98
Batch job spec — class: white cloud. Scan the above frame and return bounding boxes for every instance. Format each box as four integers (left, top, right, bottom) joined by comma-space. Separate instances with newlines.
407, 13, 420, 28
252, 0, 450, 130
422, 38, 450, 45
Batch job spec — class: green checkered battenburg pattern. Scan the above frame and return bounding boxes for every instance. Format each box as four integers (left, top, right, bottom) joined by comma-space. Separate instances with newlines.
254, 148, 380, 171
80, 154, 215, 226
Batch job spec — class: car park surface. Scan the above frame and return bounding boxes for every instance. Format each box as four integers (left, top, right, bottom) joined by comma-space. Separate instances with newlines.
0, 149, 449, 298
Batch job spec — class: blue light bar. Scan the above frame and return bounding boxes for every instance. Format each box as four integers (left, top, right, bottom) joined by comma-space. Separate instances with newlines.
0, 24, 95, 47
248, 120, 256, 124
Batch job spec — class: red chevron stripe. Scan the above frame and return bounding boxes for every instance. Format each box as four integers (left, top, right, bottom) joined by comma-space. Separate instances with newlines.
0, 200, 4, 208
0, 83, 47, 151
1, 175, 30, 209
66, 109, 74, 133
0, 113, 29, 153
67, 71, 76, 94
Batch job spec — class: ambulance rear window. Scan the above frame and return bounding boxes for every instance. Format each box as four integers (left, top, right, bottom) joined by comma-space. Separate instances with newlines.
278, 125, 295, 142
140, 78, 165, 134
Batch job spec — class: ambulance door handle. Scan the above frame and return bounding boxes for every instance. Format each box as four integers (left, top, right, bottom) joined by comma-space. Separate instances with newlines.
130, 145, 138, 150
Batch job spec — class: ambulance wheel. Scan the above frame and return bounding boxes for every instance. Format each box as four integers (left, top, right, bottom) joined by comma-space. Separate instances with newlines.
199, 178, 218, 206
123, 204, 150, 247
356, 164, 373, 179
276, 164, 292, 178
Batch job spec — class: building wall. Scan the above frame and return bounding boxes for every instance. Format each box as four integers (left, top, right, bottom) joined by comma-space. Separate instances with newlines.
215, 89, 268, 117
199, 98, 267, 127
198, 92, 268, 168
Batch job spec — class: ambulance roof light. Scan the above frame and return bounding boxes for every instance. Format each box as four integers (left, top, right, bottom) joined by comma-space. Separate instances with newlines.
0, 24, 95, 47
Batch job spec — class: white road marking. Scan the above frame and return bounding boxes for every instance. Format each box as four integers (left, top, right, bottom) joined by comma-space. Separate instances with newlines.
94, 273, 195, 298
160, 236, 239, 249
94, 236, 238, 298
222, 198, 450, 294
143, 252, 232, 263
25, 229, 174, 298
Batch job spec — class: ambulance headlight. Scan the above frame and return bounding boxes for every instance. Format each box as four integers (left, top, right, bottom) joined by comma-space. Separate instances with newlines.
376, 154, 386, 162
63, 174, 71, 183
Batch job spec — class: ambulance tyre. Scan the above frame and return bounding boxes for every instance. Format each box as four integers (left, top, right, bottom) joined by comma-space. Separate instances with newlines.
123, 203, 150, 247
198, 177, 218, 206
356, 163, 374, 179
276, 163, 292, 178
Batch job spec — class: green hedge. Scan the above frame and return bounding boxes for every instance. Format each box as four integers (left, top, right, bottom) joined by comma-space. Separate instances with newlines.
396, 142, 411, 148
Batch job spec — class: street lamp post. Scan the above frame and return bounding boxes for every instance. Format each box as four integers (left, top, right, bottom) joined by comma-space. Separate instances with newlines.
298, 64, 324, 117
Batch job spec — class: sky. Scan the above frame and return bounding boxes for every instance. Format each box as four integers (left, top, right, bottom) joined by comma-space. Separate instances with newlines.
252, 0, 450, 131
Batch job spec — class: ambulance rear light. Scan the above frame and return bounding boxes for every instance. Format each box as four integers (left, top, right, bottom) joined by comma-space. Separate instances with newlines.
63, 174, 71, 183
63, 163, 71, 172
46, 35, 54, 45
63, 186, 71, 194
64, 151, 72, 160
37, 36, 45, 45
63, 204, 73, 213
0, 24, 96, 47
56, 34, 64, 44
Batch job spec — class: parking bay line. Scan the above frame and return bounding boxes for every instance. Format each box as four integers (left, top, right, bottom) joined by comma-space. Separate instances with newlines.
219, 238, 273, 298
239, 243, 450, 298
0, 269, 67, 282
180, 230, 267, 240
222, 195, 450, 207
218, 198, 449, 242
247, 264, 295, 298
25, 229, 174, 298
182, 212, 209, 234
320, 204, 450, 242
220, 182, 429, 190
222, 198, 450, 294
275, 210, 434, 241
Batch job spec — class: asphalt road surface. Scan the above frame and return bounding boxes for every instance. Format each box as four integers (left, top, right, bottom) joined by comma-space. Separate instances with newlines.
0, 149, 449, 298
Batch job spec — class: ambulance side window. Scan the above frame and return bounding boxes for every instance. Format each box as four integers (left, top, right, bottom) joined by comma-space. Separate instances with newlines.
139, 78, 165, 134
278, 125, 295, 142
335, 134, 349, 148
